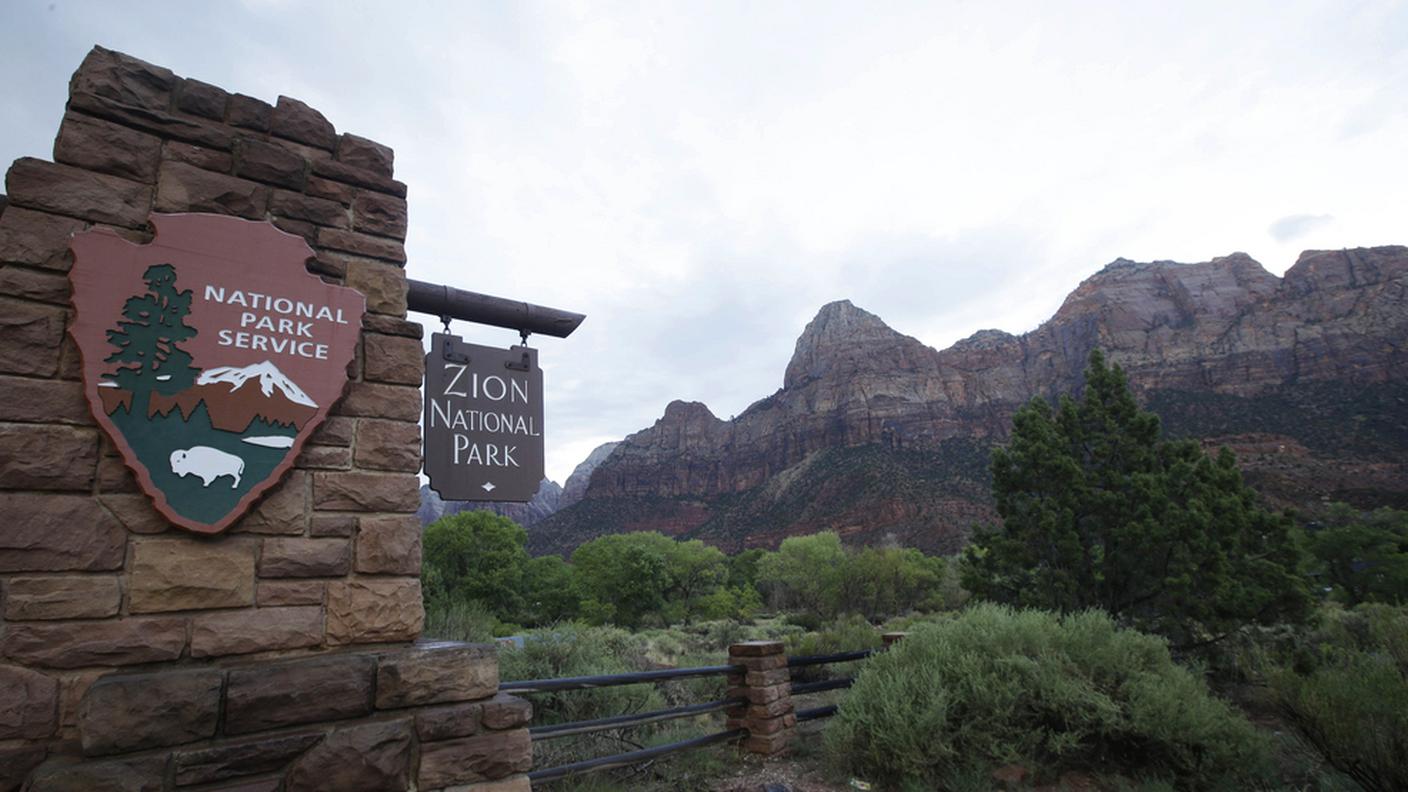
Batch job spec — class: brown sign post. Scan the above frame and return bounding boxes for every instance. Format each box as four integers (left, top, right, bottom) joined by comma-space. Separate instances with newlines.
423, 333, 545, 501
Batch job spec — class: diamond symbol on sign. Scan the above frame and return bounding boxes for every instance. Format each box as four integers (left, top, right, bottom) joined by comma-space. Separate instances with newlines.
481, 481, 496, 493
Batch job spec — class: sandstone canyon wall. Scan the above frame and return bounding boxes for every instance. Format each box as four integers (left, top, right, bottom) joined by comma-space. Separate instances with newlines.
530, 248, 1408, 556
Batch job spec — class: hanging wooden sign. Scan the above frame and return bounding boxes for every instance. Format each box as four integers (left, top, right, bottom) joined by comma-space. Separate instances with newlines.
423, 333, 545, 502
68, 213, 364, 534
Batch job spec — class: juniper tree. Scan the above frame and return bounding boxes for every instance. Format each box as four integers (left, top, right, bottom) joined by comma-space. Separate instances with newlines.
962, 350, 1310, 647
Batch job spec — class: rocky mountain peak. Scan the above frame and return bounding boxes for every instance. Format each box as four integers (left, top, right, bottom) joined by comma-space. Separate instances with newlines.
784, 299, 922, 389
660, 400, 722, 425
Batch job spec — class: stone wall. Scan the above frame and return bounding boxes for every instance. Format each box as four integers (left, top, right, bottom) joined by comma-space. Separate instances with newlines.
0, 47, 529, 791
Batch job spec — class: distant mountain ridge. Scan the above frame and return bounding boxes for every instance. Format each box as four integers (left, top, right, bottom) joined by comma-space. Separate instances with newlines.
528, 246, 1408, 556
416, 440, 622, 528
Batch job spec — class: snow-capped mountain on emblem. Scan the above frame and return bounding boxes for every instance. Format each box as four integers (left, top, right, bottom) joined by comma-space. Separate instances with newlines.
198, 361, 319, 408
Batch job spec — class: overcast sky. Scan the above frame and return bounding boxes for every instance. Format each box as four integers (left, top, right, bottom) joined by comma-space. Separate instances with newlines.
3, 0, 1405, 483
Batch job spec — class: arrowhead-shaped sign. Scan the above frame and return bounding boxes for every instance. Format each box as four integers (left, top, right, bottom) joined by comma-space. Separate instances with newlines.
68, 214, 364, 534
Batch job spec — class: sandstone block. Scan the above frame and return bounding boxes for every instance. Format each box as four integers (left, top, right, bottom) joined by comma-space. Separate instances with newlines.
4, 575, 121, 620
232, 470, 307, 535
96, 449, 139, 492
2, 617, 186, 668
128, 537, 256, 613
174, 732, 321, 786
746, 698, 794, 719
100, 492, 170, 534
318, 227, 406, 263
737, 653, 787, 672
224, 654, 374, 734
284, 719, 413, 792
336, 134, 394, 177
417, 729, 532, 789
309, 415, 355, 446
354, 418, 422, 472
155, 161, 270, 219
343, 256, 408, 316
271, 189, 347, 228
356, 514, 422, 575
310, 513, 356, 537
306, 174, 355, 204
414, 701, 481, 742
352, 191, 408, 240
0, 374, 89, 424
0, 205, 85, 268
23, 754, 167, 792
79, 668, 222, 755
70, 45, 175, 111
69, 91, 233, 151
314, 470, 420, 512
258, 537, 351, 578
0, 742, 47, 791
0, 297, 65, 376
228, 93, 273, 131
0, 264, 72, 304
272, 96, 337, 150
730, 684, 784, 705
5, 157, 152, 227
743, 731, 791, 755
294, 444, 352, 469
744, 668, 791, 687
0, 424, 98, 490
54, 111, 161, 182
363, 313, 424, 339
730, 640, 785, 656
163, 139, 233, 173
325, 578, 423, 645
362, 332, 423, 385
59, 669, 106, 727
0, 492, 126, 572
234, 138, 307, 190
376, 644, 496, 709
334, 381, 420, 422
174, 78, 230, 120
0, 663, 58, 739
311, 157, 408, 198
190, 605, 323, 657
480, 693, 532, 730
256, 579, 325, 606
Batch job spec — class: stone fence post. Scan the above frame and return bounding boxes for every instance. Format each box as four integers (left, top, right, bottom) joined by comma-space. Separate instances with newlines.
727, 640, 796, 756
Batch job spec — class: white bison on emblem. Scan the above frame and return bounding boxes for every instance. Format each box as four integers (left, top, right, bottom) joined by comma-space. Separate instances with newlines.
169, 446, 245, 489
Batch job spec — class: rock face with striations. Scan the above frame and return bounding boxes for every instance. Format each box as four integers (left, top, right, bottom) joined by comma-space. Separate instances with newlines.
530, 247, 1408, 556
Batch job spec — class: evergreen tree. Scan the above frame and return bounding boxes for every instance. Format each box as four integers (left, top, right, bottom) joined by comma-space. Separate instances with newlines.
961, 349, 1310, 647
104, 263, 199, 407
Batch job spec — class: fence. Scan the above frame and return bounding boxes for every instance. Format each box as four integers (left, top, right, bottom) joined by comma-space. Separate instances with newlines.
502, 634, 905, 786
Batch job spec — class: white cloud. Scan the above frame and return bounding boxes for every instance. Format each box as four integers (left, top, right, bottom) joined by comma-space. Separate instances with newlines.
3, 0, 1406, 483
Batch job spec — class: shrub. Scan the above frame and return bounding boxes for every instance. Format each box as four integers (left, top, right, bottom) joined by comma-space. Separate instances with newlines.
1268, 604, 1408, 792
422, 599, 509, 642
824, 604, 1267, 789
500, 624, 665, 768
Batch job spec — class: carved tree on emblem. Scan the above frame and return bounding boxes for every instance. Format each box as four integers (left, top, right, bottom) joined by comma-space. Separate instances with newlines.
104, 263, 200, 413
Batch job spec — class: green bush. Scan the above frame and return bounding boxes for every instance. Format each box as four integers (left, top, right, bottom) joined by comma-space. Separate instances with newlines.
422, 599, 511, 642
1268, 604, 1408, 792
824, 604, 1267, 789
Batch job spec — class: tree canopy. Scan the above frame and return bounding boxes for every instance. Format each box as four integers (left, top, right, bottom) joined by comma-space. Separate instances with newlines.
961, 349, 1310, 646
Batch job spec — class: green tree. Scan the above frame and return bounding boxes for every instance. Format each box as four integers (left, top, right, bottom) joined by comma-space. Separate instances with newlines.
756, 532, 847, 616
1308, 504, 1408, 606
104, 263, 199, 411
962, 349, 1310, 647
571, 532, 674, 629
422, 511, 529, 617
519, 555, 582, 625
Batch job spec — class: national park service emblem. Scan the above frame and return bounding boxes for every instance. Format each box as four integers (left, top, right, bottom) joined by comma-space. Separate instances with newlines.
69, 213, 365, 534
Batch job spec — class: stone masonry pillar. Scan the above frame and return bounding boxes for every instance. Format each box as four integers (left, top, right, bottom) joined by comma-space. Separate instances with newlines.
727, 640, 796, 756
0, 46, 532, 792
